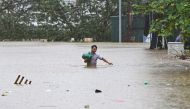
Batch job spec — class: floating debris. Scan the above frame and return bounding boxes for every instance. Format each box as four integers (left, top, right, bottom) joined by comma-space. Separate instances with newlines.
84, 105, 90, 109
1, 92, 9, 96
95, 89, 102, 93
166, 84, 171, 86
14, 75, 32, 85
144, 81, 149, 85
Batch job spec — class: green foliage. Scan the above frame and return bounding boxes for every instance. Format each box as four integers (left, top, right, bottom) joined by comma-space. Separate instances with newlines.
133, 0, 190, 37
0, 0, 118, 41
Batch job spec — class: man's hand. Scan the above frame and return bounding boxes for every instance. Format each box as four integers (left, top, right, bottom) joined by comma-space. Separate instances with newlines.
84, 59, 88, 63
102, 58, 113, 65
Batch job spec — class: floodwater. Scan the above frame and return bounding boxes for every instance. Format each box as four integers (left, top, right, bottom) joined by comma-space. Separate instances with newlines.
0, 42, 190, 109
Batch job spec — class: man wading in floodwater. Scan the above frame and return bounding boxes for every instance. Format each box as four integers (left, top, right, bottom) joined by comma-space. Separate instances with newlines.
82, 45, 113, 67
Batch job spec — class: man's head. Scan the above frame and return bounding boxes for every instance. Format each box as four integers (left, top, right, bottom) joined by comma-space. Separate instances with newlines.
91, 45, 97, 53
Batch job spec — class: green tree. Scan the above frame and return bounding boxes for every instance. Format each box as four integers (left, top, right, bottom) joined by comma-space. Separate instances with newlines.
0, 0, 119, 41
65, 0, 118, 41
133, 0, 190, 38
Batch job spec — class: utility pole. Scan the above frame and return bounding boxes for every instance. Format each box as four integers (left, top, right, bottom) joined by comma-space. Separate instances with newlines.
119, 0, 122, 43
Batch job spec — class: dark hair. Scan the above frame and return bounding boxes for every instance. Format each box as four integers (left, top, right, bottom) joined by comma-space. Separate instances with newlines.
91, 45, 97, 49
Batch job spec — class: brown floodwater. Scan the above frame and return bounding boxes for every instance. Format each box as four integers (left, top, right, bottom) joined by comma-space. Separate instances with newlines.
0, 42, 190, 109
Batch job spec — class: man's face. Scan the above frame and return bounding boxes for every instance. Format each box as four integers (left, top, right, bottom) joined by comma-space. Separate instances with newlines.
91, 47, 97, 53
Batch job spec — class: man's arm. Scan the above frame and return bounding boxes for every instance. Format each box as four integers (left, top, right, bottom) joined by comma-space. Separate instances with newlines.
102, 58, 113, 65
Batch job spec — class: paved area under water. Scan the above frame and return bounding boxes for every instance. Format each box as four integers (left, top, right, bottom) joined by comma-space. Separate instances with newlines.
0, 42, 190, 109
